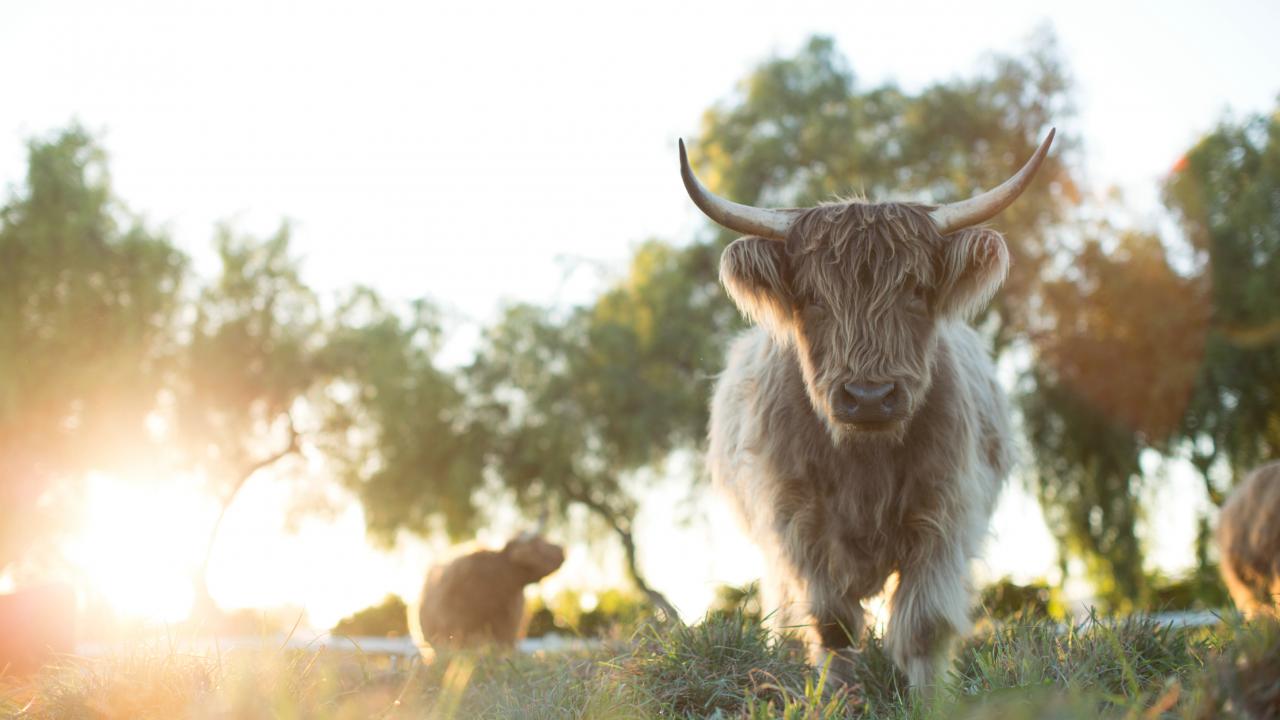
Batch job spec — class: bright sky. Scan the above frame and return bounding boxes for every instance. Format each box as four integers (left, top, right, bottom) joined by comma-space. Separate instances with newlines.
2, 0, 1278, 628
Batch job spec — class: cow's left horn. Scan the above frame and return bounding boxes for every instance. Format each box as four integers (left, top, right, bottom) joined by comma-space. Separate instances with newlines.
679, 139, 797, 242
928, 128, 1055, 235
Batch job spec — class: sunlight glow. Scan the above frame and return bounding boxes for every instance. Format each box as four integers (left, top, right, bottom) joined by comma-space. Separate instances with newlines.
5, 0, 1275, 629
64, 472, 212, 623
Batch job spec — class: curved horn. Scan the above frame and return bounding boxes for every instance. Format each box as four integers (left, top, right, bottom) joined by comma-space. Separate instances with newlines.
679, 139, 797, 242
929, 128, 1056, 235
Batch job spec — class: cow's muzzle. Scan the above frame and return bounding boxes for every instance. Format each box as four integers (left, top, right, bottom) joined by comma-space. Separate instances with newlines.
832, 381, 901, 427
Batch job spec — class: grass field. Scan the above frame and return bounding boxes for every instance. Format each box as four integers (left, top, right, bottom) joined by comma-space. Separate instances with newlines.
3, 612, 1278, 719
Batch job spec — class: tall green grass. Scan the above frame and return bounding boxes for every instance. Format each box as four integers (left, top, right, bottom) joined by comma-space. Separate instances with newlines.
3, 613, 1276, 719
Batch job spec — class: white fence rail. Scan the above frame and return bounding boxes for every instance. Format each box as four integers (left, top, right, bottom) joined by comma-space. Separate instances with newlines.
75, 610, 1231, 664
77, 631, 595, 663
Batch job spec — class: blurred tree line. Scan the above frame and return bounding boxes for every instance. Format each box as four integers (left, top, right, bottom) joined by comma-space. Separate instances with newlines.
331, 594, 409, 638
2, 29, 1277, 616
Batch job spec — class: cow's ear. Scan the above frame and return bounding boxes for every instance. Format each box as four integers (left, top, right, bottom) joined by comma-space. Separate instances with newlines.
935, 227, 1010, 320
720, 236, 795, 339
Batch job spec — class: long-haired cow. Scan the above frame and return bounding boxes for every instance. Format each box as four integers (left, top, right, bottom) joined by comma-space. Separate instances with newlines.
1218, 461, 1280, 616
681, 131, 1054, 687
418, 531, 565, 650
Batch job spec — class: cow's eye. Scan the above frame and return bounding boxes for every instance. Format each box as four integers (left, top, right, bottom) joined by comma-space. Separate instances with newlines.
802, 302, 829, 323
906, 285, 929, 315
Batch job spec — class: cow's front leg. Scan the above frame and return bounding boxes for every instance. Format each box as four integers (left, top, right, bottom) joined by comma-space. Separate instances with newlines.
806, 588, 866, 689
884, 543, 972, 689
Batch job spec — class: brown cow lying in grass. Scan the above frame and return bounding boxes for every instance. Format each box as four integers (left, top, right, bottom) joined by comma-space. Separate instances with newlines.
1218, 460, 1280, 616
0, 582, 76, 675
418, 533, 564, 650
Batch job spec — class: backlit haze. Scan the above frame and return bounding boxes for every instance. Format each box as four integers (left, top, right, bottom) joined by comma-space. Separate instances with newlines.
2, 0, 1277, 629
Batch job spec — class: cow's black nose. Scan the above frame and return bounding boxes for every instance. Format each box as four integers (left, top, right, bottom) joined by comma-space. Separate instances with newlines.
843, 381, 896, 407
834, 381, 898, 424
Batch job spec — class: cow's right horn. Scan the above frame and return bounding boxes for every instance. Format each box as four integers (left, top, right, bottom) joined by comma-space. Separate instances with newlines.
679, 139, 798, 242
928, 129, 1055, 235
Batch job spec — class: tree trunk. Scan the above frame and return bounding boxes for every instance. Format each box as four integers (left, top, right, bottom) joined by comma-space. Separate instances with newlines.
1191, 451, 1225, 506
192, 417, 299, 618
612, 521, 681, 623
191, 482, 251, 619
570, 492, 682, 624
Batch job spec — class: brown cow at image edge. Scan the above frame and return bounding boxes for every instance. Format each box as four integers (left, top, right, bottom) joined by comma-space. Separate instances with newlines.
1218, 461, 1280, 616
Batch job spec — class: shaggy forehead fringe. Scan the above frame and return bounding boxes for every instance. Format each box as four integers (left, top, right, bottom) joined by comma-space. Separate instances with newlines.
787, 200, 941, 285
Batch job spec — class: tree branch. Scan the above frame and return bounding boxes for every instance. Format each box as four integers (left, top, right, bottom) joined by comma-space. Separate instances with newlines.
195, 412, 301, 613
567, 489, 681, 623
1190, 449, 1224, 506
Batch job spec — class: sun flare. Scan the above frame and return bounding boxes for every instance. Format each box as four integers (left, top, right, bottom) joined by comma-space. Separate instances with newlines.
64, 472, 213, 623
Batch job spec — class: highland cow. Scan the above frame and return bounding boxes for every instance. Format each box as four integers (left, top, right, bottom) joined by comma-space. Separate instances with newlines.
1218, 461, 1280, 616
418, 532, 565, 650
0, 582, 76, 675
680, 131, 1054, 688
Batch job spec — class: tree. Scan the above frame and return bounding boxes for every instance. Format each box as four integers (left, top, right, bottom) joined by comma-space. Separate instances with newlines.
1159, 104, 1280, 597
319, 245, 717, 621
318, 33, 1081, 620
1164, 106, 1280, 497
0, 126, 186, 572
690, 31, 1077, 346
468, 294, 691, 620
331, 594, 409, 637
174, 224, 320, 613
1021, 228, 1207, 608
316, 289, 483, 543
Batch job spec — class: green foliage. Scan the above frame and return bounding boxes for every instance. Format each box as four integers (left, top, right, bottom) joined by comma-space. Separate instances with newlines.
1164, 106, 1280, 491
708, 581, 762, 623
577, 590, 652, 639
331, 594, 409, 638
467, 298, 690, 616
979, 578, 1057, 621
0, 126, 187, 569
523, 603, 558, 639
318, 289, 482, 543
467, 302, 621, 518
693, 31, 1076, 345
1022, 228, 1207, 609
467, 239, 725, 515
525, 588, 652, 639
1021, 372, 1146, 608
176, 222, 319, 486
1023, 100, 1280, 608
582, 240, 731, 466
172, 223, 326, 612
1147, 571, 1231, 612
